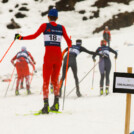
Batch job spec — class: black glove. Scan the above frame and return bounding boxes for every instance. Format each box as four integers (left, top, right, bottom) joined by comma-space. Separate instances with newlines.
14, 33, 23, 40
115, 55, 117, 59
92, 58, 96, 62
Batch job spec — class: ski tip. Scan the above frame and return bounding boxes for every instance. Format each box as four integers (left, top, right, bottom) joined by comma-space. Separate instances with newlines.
33, 113, 41, 116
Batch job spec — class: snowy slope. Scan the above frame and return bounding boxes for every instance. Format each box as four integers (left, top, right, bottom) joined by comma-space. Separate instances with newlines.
0, 0, 134, 134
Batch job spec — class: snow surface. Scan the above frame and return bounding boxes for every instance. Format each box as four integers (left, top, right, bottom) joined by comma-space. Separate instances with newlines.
0, 0, 134, 134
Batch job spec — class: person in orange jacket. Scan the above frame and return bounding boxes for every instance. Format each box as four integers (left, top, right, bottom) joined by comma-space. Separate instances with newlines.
103, 26, 111, 47
14, 8, 72, 114
11, 46, 36, 95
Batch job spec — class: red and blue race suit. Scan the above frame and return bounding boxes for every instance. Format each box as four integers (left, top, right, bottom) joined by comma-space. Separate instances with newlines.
22, 21, 72, 99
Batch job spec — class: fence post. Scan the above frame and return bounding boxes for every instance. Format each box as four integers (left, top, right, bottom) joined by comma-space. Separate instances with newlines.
124, 67, 132, 134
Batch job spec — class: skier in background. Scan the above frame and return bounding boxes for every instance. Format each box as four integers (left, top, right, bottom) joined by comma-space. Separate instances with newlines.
14, 8, 72, 114
59, 39, 100, 97
92, 40, 117, 95
103, 26, 111, 47
11, 46, 36, 95
20, 61, 36, 89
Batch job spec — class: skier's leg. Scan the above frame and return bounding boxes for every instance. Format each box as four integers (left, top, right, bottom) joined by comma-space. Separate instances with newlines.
108, 41, 110, 47
20, 77, 24, 89
22, 61, 31, 94
41, 60, 53, 114
107, 41, 110, 47
59, 57, 68, 97
50, 60, 62, 111
100, 73, 105, 88
71, 60, 81, 97
99, 59, 105, 95
15, 63, 21, 95
43, 61, 53, 99
105, 59, 111, 95
15, 77, 21, 95
25, 75, 31, 94
51, 60, 62, 97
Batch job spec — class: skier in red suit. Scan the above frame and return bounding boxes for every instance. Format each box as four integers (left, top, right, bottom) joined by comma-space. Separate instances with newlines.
14, 8, 72, 114
11, 46, 36, 95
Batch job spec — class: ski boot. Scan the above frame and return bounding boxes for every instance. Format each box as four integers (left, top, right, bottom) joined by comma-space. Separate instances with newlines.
41, 99, 49, 114
50, 96, 59, 111
15, 90, 19, 96
100, 87, 103, 95
76, 85, 82, 97
105, 86, 109, 95
50, 83, 54, 94
26, 85, 31, 95
27, 89, 31, 95
76, 90, 82, 97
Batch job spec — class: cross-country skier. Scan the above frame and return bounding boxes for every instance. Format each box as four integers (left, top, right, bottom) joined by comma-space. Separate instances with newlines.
59, 39, 100, 97
11, 46, 36, 95
92, 40, 117, 95
103, 26, 111, 47
14, 8, 72, 114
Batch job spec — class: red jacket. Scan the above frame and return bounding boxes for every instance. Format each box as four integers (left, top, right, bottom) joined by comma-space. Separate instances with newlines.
103, 30, 111, 41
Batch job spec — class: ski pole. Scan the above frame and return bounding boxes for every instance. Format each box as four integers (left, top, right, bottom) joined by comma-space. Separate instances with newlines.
66, 60, 100, 97
0, 40, 15, 63
4, 67, 15, 97
91, 62, 95, 90
30, 69, 34, 85
62, 47, 70, 110
11, 77, 17, 91
115, 58, 117, 72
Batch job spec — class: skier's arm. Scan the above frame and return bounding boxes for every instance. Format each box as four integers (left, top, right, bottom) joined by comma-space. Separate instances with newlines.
92, 48, 99, 61
80, 46, 101, 57
28, 52, 36, 64
62, 26, 72, 48
29, 60, 35, 71
11, 55, 17, 66
109, 47, 118, 58
62, 48, 68, 58
22, 23, 47, 40
80, 46, 96, 55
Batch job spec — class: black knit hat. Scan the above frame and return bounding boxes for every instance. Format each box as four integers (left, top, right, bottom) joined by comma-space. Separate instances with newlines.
76, 39, 82, 46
